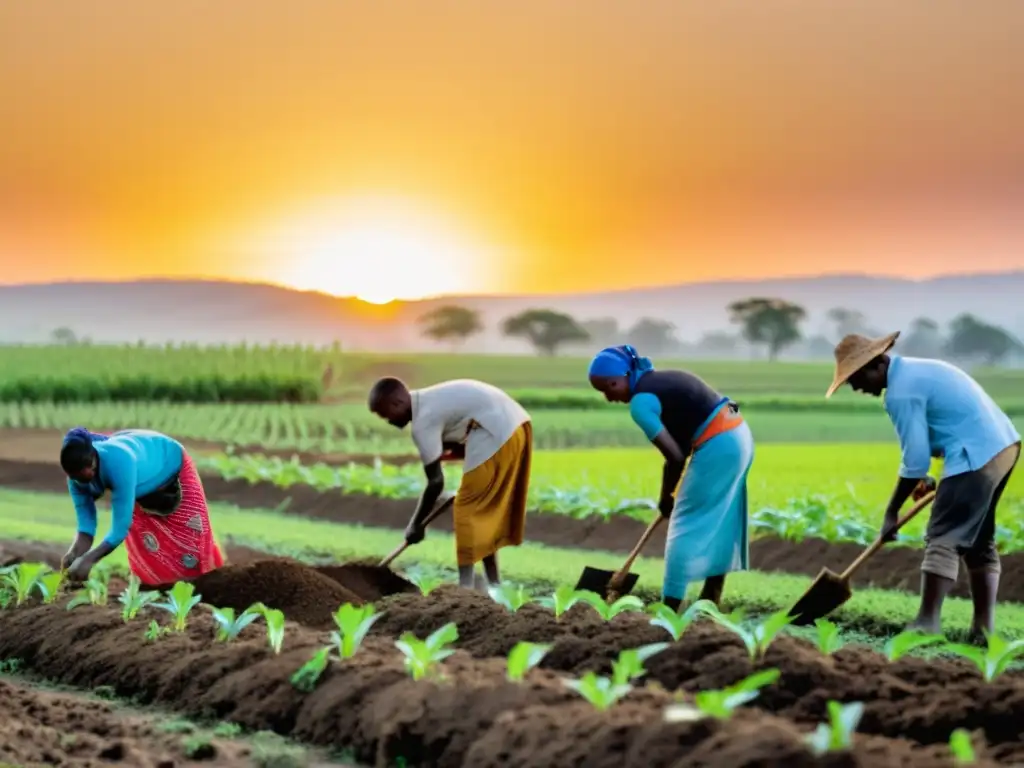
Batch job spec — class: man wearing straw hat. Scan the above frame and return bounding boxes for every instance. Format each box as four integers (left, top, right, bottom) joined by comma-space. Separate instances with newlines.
827, 331, 1021, 638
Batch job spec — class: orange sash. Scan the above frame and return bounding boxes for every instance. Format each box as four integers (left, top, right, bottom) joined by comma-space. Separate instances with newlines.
692, 403, 744, 450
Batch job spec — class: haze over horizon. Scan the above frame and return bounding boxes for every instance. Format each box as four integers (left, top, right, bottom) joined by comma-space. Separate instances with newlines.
3, 1, 1022, 302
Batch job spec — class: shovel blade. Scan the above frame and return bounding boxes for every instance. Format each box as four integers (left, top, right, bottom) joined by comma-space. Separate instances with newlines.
574, 566, 640, 598
787, 567, 852, 626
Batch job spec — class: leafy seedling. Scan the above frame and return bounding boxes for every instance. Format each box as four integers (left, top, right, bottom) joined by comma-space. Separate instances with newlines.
695, 602, 793, 660
411, 574, 445, 596
506, 641, 551, 682
806, 701, 865, 755
689, 668, 781, 720
884, 630, 945, 661
949, 728, 976, 764
577, 590, 645, 621
291, 646, 331, 692
943, 632, 1024, 682
36, 570, 65, 605
395, 622, 459, 680
331, 603, 382, 659
262, 608, 287, 654
488, 582, 531, 613
536, 585, 586, 619
610, 643, 670, 686
211, 605, 262, 642
118, 575, 162, 621
813, 618, 844, 656
154, 581, 202, 632
564, 671, 632, 711
647, 601, 705, 641
144, 620, 171, 641
2, 562, 48, 606
66, 575, 109, 610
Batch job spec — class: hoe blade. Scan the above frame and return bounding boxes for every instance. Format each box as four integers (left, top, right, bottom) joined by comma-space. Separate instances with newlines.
574, 566, 640, 598
787, 567, 852, 626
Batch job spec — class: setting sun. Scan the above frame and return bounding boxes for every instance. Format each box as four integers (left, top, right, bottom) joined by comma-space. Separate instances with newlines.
243, 197, 494, 303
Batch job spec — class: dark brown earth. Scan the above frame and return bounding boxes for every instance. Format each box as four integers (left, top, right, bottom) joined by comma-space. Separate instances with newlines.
0, 581, 1015, 767
0, 676, 260, 767
5, 455, 1024, 604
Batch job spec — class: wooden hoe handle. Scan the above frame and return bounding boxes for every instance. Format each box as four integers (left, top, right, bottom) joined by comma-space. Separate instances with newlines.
379, 494, 456, 568
839, 490, 936, 581
612, 515, 665, 581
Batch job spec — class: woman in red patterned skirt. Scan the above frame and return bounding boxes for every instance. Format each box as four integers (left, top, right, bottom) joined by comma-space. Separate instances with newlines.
59, 427, 224, 585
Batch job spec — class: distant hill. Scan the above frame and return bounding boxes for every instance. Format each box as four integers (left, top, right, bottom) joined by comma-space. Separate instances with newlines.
3, 273, 1024, 354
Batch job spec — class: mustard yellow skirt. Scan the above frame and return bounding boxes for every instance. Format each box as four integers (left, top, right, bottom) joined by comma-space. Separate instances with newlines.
453, 422, 532, 566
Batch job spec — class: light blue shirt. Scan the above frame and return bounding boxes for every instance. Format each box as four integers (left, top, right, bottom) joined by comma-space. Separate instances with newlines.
68, 429, 184, 548
884, 355, 1020, 480
629, 393, 664, 441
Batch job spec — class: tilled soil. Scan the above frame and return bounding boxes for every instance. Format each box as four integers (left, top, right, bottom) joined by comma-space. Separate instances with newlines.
0, 676, 255, 767
5, 456, 1024, 603
0, 594, 1012, 768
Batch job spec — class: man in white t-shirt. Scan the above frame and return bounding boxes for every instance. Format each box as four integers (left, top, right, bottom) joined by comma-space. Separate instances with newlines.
368, 376, 533, 589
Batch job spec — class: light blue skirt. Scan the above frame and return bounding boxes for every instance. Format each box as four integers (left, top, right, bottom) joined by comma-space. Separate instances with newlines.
662, 403, 754, 601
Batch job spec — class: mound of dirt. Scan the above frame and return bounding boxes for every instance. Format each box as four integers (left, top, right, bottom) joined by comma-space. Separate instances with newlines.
313, 559, 419, 602
189, 557, 367, 629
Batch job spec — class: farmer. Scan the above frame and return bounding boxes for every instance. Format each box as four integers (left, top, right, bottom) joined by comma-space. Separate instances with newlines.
588, 345, 754, 611
827, 331, 1020, 637
59, 427, 224, 585
368, 376, 532, 589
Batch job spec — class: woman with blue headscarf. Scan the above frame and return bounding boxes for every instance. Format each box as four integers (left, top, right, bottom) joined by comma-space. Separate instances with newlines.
59, 427, 224, 585
588, 345, 754, 611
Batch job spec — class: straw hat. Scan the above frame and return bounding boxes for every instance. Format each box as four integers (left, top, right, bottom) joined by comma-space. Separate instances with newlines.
825, 331, 900, 398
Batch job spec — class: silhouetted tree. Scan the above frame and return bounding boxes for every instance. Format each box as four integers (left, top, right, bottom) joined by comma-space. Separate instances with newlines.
50, 327, 78, 346
625, 318, 678, 355
501, 309, 589, 356
418, 305, 483, 348
899, 317, 944, 358
826, 307, 874, 340
727, 297, 806, 361
946, 314, 1023, 366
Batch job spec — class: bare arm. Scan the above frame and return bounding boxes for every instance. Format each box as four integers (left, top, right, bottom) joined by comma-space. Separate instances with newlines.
653, 431, 688, 508
408, 460, 445, 530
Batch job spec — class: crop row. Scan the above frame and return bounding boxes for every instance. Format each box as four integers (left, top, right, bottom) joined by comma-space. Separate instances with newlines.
0, 561, 1000, 763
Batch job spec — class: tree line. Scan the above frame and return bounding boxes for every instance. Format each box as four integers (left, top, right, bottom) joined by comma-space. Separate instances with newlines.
419, 300, 1024, 366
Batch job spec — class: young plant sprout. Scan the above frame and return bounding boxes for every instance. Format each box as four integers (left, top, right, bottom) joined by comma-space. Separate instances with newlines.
610, 643, 670, 686
942, 632, 1024, 682
883, 630, 946, 662
564, 671, 632, 711
153, 581, 202, 632
145, 620, 171, 641
692, 668, 781, 720
2, 562, 48, 607
36, 570, 65, 605
488, 583, 531, 613
536, 584, 586, 619
506, 641, 551, 682
694, 603, 793, 661
260, 607, 287, 654
117, 575, 162, 622
211, 605, 262, 642
805, 701, 865, 755
66, 575, 110, 610
647, 601, 706, 641
813, 619, 844, 656
291, 646, 331, 693
331, 603, 383, 659
949, 728, 976, 764
577, 590, 645, 621
395, 622, 459, 681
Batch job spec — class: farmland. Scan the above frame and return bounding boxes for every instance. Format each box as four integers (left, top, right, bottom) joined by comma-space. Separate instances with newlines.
3, 343, 1024, 765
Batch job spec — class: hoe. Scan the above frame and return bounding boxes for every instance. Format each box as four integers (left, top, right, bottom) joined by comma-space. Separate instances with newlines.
787, 489, 936, 625
575, 515, 665, 601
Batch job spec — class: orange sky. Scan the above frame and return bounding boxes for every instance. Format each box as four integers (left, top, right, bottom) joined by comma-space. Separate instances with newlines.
2, 1, 1023, 299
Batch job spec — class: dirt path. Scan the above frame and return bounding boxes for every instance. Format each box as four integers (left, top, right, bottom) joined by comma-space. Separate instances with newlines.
0, 573, 1018, 766
0, 427, 417, 467
0, 674, 342, 767
6, 452, 1024, 603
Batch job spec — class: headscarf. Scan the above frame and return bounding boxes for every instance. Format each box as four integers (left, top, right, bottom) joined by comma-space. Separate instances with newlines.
61, 426, 109, 448
587, 344, 654, 391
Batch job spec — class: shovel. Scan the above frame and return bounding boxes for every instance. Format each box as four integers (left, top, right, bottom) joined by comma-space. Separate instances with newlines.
575, 515, 665, 601
379, 493, 456, 567
787, 489, 936, 626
